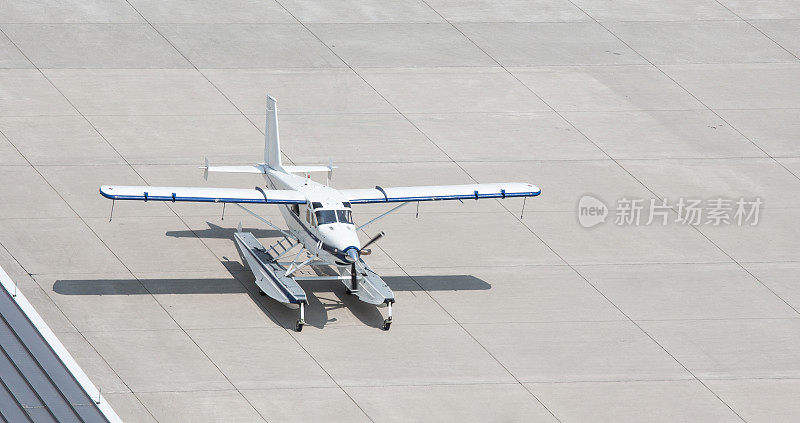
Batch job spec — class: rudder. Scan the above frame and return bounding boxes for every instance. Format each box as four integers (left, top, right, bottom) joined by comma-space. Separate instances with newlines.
265, 95, 282, 170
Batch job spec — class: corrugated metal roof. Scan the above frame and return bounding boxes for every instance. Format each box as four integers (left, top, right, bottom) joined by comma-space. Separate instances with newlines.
0, 266, 116, 423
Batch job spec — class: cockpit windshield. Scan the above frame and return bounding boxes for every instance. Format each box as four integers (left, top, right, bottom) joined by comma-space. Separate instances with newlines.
314, 209, 353, 225
336, 209, 353, 224
315, 210, 337, 225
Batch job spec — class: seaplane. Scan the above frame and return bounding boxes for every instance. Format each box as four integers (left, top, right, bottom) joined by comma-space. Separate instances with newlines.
99, 96, 540, 331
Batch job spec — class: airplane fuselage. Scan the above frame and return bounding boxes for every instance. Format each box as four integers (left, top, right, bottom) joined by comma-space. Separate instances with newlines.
263, 169, 361, 266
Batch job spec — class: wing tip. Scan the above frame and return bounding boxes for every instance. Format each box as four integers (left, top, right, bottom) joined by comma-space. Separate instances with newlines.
99, 185, 115, 199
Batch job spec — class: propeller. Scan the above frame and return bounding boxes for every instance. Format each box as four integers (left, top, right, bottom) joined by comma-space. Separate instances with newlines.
347, 231, 385, 292
361, 231, 384, 250
350, 261, 358, 291
202, 157, 209, 181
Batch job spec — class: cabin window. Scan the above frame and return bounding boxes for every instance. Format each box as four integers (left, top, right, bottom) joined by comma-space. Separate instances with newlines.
315, 210, 337, 225
291, 204, 300, 216
336, 209, 353, 224
342, 202, 351, 208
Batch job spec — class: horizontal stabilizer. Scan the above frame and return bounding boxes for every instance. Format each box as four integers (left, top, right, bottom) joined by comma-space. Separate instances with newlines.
203, 165, 265, 174
283, 165, 336, 173
100, 185, 306, 204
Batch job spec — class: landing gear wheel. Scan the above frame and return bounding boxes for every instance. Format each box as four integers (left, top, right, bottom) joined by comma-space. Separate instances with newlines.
295, 302, 306, 332
382, 301, 393, 331
258, 289, 266, 296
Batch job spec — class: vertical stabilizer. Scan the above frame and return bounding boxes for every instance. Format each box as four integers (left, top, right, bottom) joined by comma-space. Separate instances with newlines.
265, 95, 282, 170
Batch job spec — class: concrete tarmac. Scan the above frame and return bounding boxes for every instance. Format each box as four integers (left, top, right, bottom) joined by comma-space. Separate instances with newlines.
1, 1, 800, 421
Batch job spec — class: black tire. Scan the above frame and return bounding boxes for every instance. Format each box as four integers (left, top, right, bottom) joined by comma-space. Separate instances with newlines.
259, 290, 266, 296
295, 320, 304, 332
382, 320, 391, 331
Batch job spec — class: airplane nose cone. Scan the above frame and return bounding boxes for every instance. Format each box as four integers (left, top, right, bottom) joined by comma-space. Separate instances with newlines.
346, 248, 359, 263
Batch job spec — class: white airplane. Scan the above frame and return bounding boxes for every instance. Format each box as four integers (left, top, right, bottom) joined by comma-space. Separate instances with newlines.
100, 96, 540, 331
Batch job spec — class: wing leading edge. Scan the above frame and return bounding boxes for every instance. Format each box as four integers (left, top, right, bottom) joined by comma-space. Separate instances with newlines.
339, 182, 540, 204
99, 185, 306, 204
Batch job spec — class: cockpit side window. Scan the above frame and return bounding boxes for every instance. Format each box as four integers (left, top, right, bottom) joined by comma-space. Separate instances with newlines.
315, 210, 337, 225
336, 209, 352, 224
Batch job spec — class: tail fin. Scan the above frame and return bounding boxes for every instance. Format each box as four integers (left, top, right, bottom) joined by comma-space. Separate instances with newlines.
264, 95, 282, 170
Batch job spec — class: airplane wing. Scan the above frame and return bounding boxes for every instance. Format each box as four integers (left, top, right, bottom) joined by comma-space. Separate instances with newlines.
100, 185, 306, 204
339, 182, 539, 204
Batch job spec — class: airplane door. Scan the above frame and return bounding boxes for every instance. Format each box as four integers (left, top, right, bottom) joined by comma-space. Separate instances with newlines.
306, 204, 316, 227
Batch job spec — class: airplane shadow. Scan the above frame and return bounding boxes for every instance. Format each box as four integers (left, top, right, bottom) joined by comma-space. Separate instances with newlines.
165, 221, 284, 240
69, 226, 491, 329
53, 272, 490, 330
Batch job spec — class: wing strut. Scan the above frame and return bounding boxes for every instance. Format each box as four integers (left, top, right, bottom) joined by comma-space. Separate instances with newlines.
355, 202, 411, 231
233, 203, 296, 240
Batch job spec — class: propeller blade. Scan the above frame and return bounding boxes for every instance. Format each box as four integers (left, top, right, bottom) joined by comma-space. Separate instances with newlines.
351, 262, 357, 291
361, 231, 385, 251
